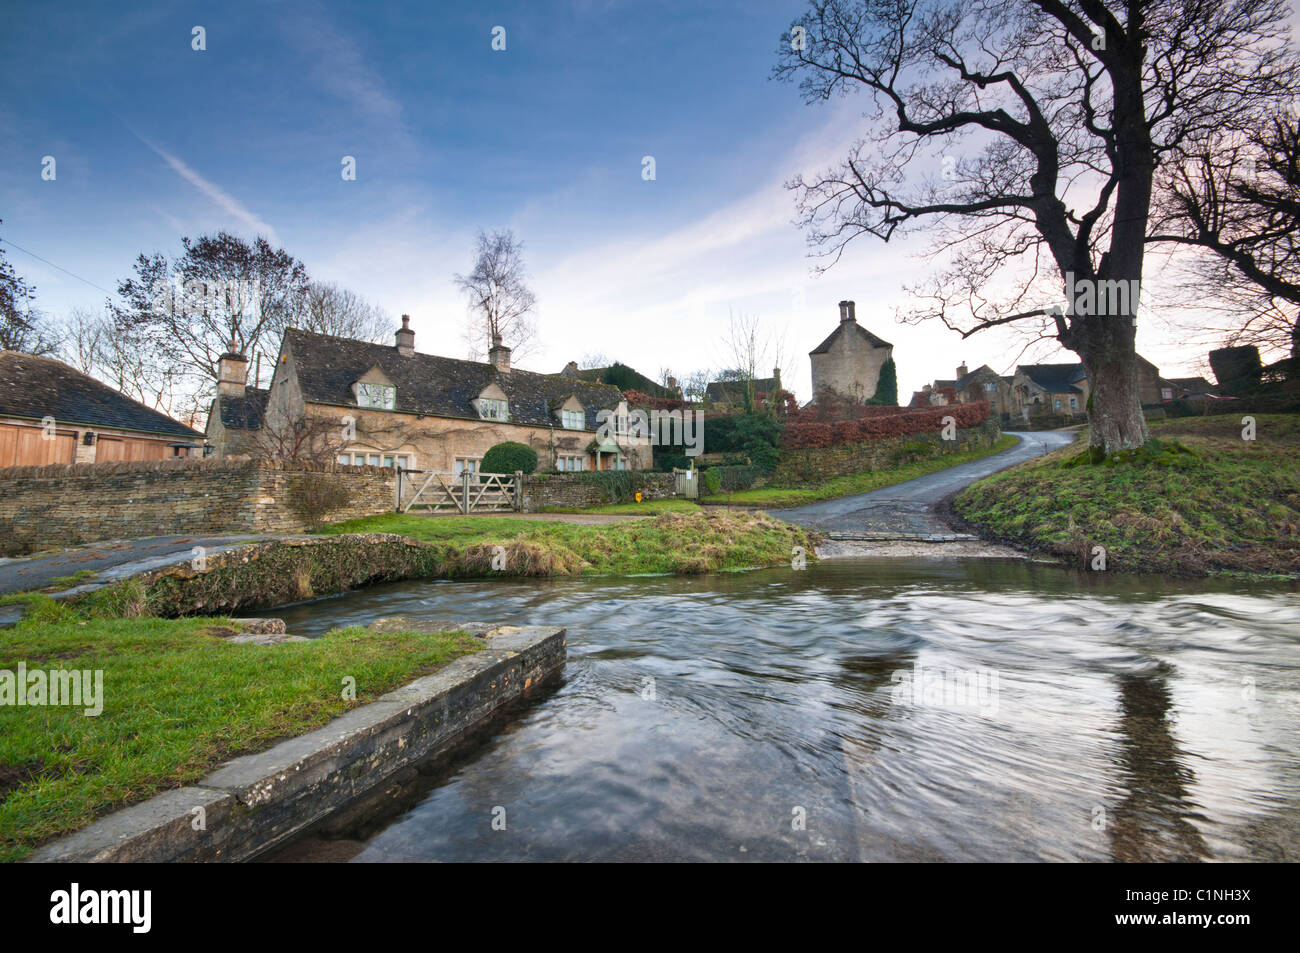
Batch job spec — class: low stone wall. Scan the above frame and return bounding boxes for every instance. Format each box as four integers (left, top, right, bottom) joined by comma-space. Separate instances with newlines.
772, 417, 1002, 484
519, 470, 677, 511
26, 624, 566, 863
0, 458, 395, 552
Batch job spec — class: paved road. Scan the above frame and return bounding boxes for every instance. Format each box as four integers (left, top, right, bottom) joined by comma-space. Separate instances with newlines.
0, 534, 272, 597
775, 430, 1076, 538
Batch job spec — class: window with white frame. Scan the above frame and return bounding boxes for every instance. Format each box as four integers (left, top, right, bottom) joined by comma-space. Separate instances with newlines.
338, 451, 411, 469
454, 457, 480, 475
557, 455, 585, 471
1161, 387, 1173, 400
561, 409, 585, 430
477, 398, 508, 421
615, 456, 628, 471
357, 383, 396, 410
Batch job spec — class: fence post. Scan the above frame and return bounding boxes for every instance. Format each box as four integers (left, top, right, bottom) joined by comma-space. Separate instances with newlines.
461, 469, 471, 514
514, 470, 523, 511
395, 467, 402, 512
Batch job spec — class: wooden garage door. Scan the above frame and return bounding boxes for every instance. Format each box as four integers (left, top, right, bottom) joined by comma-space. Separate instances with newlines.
95, 435, 169, 462
0, 423, 77, 468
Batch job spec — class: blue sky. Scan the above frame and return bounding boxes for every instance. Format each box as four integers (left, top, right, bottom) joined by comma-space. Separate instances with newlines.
2, 0, 1288, 401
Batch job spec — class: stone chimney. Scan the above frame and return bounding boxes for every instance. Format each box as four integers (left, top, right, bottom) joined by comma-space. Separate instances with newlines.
395, 314, 415, 357
488, 334, 511, 372
217, 342, 248, 398
957, 361, 969, 379
562, 360, 580, 377
773, 367, 782, 390
838, 300, 856, 324
666, 375, 678, 393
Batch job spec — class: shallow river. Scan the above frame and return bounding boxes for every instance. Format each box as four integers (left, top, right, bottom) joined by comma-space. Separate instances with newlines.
262, 558, 1300, 862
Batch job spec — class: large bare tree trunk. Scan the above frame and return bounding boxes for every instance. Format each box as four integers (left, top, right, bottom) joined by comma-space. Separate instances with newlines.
1078, 326, 1149, 455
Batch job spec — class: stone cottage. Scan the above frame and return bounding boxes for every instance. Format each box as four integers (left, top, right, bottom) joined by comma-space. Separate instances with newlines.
207, 317, 652, 473
809, 301, 893, 404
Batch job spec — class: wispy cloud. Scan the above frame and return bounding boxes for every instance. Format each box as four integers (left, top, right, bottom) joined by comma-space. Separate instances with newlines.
278, 2, 408, 146
135, 135, 280, 243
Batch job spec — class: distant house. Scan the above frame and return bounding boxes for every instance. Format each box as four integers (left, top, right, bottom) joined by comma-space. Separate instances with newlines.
559, 361, 678, 399
809, 301, 893, 404
1011, 363, 1090, 417
0, 350, 203, 468
704, 369, 783, 411
1160, 377, 1219, 401
207, 317, 651, 473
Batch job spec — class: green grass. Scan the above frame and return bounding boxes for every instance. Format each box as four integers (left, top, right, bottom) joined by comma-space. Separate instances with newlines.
713, 434, 1021, 508
954, 415, 1300, 576
316, 510, 811, 576
0, 597, 481, 862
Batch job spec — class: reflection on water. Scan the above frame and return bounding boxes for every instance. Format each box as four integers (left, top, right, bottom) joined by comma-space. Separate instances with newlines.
260, 558, 1300, 862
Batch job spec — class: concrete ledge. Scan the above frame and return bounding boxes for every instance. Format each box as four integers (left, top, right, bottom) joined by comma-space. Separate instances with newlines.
25, 624, 566, 863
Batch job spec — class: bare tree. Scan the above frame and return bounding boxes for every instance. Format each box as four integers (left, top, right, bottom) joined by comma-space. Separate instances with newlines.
579, 352, 610, 370
1151, 109, 1300, 359
454, 229, 538, 360
681, 368, 713, 403
0, 223, 59, 356
115, 232, 309, 385
299, 281, 392, 343
775, 0, 1300, 455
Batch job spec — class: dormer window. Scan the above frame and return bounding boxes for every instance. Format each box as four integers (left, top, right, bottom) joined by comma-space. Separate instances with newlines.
562, 408, 585, 430
358, 382, 395, 410
477, 397, 508, 421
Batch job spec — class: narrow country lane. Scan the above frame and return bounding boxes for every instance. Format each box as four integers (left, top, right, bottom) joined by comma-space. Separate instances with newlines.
775, 430, 1077, 538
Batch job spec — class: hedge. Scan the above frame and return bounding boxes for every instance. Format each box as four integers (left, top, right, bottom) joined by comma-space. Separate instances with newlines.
782, 401, 991, 449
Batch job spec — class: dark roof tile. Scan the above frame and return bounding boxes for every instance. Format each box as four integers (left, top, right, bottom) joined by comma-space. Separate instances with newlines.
284, 329, 624, 429
0, 350, 201, 438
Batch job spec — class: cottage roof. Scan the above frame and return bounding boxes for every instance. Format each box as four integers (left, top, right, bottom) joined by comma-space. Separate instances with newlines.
809, 321, 892, 356
1018, 363, 1088, 394
0, 349, 201, 438
283, 328, 625, 429
704, 377, 779, 402
215, 387, 269, 430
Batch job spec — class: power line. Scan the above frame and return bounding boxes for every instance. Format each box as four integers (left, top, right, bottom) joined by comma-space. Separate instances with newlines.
0, 236, 117, 297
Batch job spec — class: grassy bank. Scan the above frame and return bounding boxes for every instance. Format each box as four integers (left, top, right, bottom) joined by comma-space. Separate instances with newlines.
711, 433, 1020, 508
953, 416, 1300, 577
320, 510, 810, 575
0, 596, 480, 862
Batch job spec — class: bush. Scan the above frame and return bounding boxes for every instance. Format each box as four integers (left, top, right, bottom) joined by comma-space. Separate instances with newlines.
702, 468, 722, 496
480, 441, 539, 475
285, 474, 356, 531
782, 401, 991, 449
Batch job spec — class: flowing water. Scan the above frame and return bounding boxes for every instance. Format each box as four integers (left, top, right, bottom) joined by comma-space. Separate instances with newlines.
262, 558, 1300, 862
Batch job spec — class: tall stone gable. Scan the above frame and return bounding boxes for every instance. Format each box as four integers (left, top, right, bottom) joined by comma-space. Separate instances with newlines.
809, 301, 894, 404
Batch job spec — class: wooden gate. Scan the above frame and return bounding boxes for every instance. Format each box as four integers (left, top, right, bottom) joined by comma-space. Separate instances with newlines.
0, 422, 77, 468
397, 470, 520, 513
674, 467, 698, 500
95, 435, 169, 462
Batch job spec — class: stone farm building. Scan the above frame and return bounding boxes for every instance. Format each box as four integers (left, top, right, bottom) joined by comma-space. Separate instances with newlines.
809, 301, 894, 404
207, 317, 653, 473
0, 349, 203, 468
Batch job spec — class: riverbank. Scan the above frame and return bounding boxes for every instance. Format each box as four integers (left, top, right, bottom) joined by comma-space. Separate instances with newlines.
952, 415, 1300, 577
319, 510, 811, 576
0, 598, 489, 862
709, 433, 1020, 508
